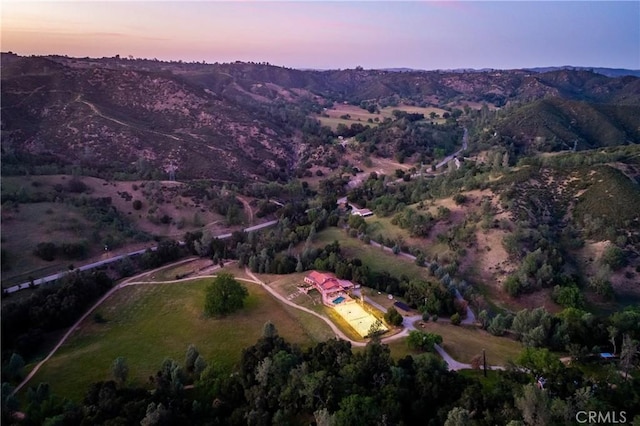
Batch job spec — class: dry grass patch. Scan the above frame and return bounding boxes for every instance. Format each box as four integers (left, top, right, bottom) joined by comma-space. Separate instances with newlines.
1, 202, 96, 284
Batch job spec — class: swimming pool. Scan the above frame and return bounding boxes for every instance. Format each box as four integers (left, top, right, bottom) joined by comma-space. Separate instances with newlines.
332, 296, 346, 304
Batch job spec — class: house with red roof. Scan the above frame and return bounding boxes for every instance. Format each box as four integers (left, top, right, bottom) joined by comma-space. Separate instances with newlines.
304, 271, 354, 298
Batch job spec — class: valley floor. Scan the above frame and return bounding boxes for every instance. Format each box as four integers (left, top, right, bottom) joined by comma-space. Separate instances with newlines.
15, 258, 515, 400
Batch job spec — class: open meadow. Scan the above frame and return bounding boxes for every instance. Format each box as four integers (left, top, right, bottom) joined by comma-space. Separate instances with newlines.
315, 228, 430, 281
316, 104, 448, 130
26, 277, 330, 401
419, 321, 523, 365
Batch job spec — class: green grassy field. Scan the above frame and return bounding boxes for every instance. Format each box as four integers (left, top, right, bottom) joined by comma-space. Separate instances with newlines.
27, 278, 327, 401
420, 321, 523, 365
367, 216, 411, 240
315, 228, 429, 281
382, 339, 424, 360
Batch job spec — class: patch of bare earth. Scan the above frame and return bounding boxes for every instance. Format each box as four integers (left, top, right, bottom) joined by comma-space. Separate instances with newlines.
575, 240, 611, 277
474, 229, 514, 286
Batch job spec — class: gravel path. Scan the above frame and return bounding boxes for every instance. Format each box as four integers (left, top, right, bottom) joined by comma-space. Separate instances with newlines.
13, 259, 484, 395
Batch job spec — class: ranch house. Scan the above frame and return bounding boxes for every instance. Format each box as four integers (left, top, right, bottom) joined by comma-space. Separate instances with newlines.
304, 271, 354, 298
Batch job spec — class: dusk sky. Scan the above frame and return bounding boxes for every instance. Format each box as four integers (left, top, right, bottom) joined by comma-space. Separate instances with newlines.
2, 1, 639, 70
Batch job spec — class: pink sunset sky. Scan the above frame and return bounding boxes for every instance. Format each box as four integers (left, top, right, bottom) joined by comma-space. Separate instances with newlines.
2, 1, 639, 70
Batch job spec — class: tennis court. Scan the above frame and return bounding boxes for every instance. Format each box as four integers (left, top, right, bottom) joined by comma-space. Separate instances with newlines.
333, 301, 388, 338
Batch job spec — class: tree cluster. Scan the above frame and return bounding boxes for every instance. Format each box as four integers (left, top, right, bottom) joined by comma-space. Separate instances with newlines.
8, 329, 639, 426
1, 271, 114, 365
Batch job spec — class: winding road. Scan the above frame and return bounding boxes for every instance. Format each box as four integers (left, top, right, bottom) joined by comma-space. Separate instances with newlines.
13, 257, 488, 395
4, 220, 279, 295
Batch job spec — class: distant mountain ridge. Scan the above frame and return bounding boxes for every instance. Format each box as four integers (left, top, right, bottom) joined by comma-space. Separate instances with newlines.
1, 53, 638, 180
526, 66, 640, 78
376, 66, 640, 78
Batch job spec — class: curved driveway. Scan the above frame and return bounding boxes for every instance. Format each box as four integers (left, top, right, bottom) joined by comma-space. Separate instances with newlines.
14, 255, 488, 395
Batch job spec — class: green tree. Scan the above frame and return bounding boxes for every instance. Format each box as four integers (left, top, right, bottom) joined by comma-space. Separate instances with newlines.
478, 310, 489, 329
367, 319, 385, 340
601, 245, 626, 270
384, 307, 404, 326
334, 394, 380, 426
140, 402, 169, 426
551, 285, 584, 308
263, 321, 278, 339
445, 407, 470, 426
6, 353, 25, 380
1, 382, 19, 418
450, 312, 461, 326
516, 384, 551, 426
193, 355, 207, 380
34, 242, 57, 261
516, 347, 563, 379
620, 333, 639, 380
185, 344, 199, 373
111, 357, 129, 385
204, 273, 248, 317
407, 330, 442, 352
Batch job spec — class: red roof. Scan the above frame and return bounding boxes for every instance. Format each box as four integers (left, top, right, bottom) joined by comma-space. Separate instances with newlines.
305, 271, 353, 294
306, 271, 334, 285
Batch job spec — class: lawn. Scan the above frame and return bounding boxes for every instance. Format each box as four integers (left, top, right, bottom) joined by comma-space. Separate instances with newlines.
366, 216, 425, 248
315, 228, 430, 281
259, 272, 325, 314
419, 321, 523, 366
26, 278, 327, 401
382, 339, 425, 360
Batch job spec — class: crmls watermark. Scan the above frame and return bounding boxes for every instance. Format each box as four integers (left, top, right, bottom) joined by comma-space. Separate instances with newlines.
575, 411, 627, 424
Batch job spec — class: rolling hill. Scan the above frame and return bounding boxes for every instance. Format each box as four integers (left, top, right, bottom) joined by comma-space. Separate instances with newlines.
2, 53, 639, 181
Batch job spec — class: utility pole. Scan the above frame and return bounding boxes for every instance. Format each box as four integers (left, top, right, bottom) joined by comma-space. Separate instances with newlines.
483, 348, 487, 377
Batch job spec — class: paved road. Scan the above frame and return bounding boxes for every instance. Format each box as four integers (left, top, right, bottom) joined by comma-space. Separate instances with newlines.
434, 344, 472, 370
351, 287, 492, 371
384, 127, 469, 185
4, 220, 279, 295
435, 127, 468, 170
4, 248, 157, 294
